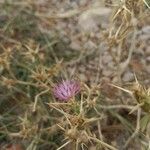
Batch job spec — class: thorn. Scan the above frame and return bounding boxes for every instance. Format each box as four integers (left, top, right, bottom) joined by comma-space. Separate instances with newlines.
109, 83, 133, 95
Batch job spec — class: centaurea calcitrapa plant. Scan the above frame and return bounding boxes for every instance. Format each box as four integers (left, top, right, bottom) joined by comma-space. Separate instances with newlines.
0, 40, 64, 148
110, 77, 150, 149
47, 80, 118, 150
131, 81, 150, 133
0, 43, 117, 149
0, 0, 149, 149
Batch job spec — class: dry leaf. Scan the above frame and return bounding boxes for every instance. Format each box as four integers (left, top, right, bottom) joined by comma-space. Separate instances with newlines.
6, 144, 23, 150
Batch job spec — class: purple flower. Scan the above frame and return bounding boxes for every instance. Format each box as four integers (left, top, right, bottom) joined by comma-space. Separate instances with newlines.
53, 80, 81, 101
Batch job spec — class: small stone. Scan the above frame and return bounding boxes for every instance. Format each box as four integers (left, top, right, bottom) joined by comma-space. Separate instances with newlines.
146, 65, 150, 73
78, 7, 111, 32
70, 41, 81, 50
102, 55, 112, 64
145, 46, 150, 55
79, 0, 87, 6
102, 69, 112, 77
84, 40, 97, 50
146, 56, 150, 62
122, 71, 134, 82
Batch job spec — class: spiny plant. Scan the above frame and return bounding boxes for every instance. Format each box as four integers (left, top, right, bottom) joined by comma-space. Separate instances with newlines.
48, 81, 117, 150
0, 0, 149, 149
110, 77, 150, 149
0, 39, 118, 149
131, 80, 150, 133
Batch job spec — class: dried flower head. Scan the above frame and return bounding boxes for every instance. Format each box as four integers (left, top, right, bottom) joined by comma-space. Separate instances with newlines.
53, 80, 81, 101
132, 83, 150, 113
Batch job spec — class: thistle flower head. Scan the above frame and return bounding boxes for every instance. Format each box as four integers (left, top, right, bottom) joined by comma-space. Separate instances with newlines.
53, 80, 81, 101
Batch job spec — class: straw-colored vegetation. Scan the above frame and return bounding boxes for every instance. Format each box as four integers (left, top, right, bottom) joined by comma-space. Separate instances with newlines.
0, 0, 149, 149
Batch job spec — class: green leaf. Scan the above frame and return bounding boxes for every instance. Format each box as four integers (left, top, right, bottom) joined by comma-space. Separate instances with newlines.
140, 114, 150, 132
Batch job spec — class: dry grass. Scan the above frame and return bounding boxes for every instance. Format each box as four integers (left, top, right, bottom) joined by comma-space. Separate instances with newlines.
0, 0, 150, 149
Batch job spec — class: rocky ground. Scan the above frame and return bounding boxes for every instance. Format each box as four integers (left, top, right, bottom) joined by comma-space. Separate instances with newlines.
0, 0, 150, 149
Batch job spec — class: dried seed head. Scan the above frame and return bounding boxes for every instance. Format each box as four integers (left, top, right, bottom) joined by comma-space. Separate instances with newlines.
69, 115, 85, 127
65, 128, 79, 141
132, 83, 150, 113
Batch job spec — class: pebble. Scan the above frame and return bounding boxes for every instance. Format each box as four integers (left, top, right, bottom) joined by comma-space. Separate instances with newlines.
102, 54, 112, 64
70, 41, 81, 50
102, 69, 113, 77
122, 71, 134, 82
84, 40, 97, 50
146, 65, 150, 73
78, 7, 111, 32
146, 56, 150, 62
